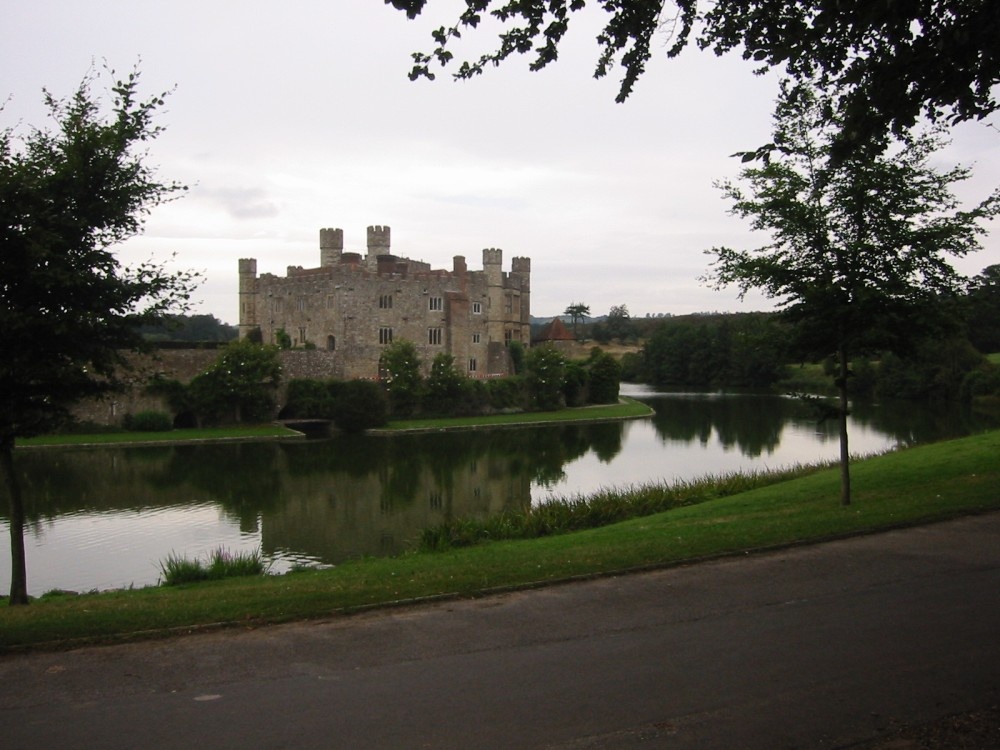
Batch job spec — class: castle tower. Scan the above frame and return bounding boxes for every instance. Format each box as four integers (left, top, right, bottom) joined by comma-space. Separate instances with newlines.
366, 225, 391, 269
483, 248, 504, 344
511, 256, 532, 342
320, 227, 343, 267
238, 258, 258, 339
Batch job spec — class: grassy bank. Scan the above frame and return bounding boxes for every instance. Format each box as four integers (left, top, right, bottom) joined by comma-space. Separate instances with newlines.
18, 424, 303, 447
2, 430, 998, 651
380, 397, 653, 432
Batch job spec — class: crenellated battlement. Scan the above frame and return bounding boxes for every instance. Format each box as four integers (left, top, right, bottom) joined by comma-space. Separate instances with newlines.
238, 258, 257, 276
319, 227, 344, 250
511, 257, 531, 274
367, 225, 391, 251
482, 248, 503, 266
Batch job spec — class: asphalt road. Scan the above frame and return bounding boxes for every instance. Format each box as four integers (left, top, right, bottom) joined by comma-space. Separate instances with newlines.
2, 512, 999, 749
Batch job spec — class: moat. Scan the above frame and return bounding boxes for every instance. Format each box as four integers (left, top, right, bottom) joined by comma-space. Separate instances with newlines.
4, 385, 999, 596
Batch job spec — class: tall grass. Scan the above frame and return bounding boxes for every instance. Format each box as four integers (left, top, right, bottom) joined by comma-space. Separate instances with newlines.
159, 547, 269, 586
420, 464, 826, 551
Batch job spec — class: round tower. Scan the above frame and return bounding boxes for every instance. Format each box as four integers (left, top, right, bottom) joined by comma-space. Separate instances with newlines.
238, 258, 258, 339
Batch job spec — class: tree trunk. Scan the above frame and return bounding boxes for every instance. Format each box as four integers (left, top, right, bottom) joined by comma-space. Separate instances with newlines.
1, 440, 29, 604
837, 346, 852, 507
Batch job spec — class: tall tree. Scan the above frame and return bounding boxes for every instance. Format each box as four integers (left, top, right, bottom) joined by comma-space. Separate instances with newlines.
705, 82, 1000, 506
563, 301, 590, 339
388, 1, 1000, 153
0, 68, 196, 604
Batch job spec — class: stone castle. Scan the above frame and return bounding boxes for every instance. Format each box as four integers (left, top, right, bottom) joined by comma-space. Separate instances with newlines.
238, 226, 531, 379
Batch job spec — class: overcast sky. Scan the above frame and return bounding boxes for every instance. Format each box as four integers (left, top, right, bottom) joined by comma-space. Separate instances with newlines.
4, 0, 998, 324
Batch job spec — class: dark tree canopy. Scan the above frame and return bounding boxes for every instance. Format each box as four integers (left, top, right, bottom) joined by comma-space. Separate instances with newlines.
1, 68, 196, 603
705, 82, 1000, 505
388, 0, 1000, 148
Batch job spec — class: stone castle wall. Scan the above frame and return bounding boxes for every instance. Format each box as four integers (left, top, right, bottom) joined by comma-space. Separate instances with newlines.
239, 226, 531, 379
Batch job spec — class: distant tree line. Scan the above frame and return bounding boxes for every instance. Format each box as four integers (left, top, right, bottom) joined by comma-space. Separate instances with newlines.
137, 313, 237, 343
622, 271, 1000, 406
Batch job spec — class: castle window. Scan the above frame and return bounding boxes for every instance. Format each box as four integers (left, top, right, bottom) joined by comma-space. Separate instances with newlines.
326, 295, 336, 309
298, 326, 307, 345
273, 298, 283, 313
429, 296, 443, 311
428, 327, 442, 346
379, 327, 393, 345
297, 298, 306, 312
326, 335, 336, 351
504, 329, 513, 344
379, 294, 393, 309
504, 295, 513, 314
468, 357, 477, 373
472, 301, 482, 314
472, 333, 480, 344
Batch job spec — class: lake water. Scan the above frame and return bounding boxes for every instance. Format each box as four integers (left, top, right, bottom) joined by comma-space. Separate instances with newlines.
3, 385, 997, 596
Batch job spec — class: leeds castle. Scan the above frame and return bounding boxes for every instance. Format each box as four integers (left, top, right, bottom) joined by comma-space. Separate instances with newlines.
238, 226, 531, 379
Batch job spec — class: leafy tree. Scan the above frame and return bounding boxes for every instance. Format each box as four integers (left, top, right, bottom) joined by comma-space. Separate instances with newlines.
380, 339, 424, 416
389, 1, 1000, 153
563, 302, 590, 339
188, 339, 282, 424
508, 339, 526, 374
425, 352, 466, 414
0, 68, 197, 604
587, 349, 622, 404
605, 304, 634, 343
963, 265, 1000, 354
138, 313, 237, 343
526, 345, 566, 410
705, 83, 1000, 505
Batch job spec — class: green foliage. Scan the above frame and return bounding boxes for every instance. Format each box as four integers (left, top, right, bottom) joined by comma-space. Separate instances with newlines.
420, 466, 820, 551
563, 302, 590, 339
876, 339, 985, 401
526, 345, 566, 410
0, 67, 198, 605
138, 314, 237, 343
508, 340, 526, 374
486, 376, 528, 411
187, 339, 281, 424
159, 547, 268, 586
380, 340, 424, 417
123, 411, 172, 432
274, 327, 292, 349
961, 364, 1000, 404
640, 314, 787, 388
331, 380, 389, 433
963, 265, 1000, 354
605, 304, 635, 343
562, 360, 588, 407
285, 379, 336, 419
394, 1, 1000, 155
425, 353, 466, 415
587, 350, 622, 404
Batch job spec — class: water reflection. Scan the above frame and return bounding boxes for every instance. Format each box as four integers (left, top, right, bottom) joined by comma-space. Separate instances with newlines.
3, 389, 998, 595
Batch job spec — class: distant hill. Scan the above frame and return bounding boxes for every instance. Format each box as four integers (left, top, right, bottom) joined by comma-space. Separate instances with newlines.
138, 314, 238, 343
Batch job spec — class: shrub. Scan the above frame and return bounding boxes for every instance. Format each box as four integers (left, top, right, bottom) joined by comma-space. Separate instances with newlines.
123, 410, 173, 432
332, 379, 389, 433
587, 351, 622, 404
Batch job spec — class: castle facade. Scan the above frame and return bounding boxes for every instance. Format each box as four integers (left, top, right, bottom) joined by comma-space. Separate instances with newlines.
238, 226, 531, 379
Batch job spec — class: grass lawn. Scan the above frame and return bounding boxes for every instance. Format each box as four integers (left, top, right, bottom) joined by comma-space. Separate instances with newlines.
2, 429, 998, 651
17, 424, 304, 447
381, 397, 653, 431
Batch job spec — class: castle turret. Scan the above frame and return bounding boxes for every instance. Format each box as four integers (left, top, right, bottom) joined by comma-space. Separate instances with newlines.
366, 225, 391, 269
238, 258, 258, 339
320, 227, 343, 267
483, 248, 504, 345
511, 256, 531, 341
